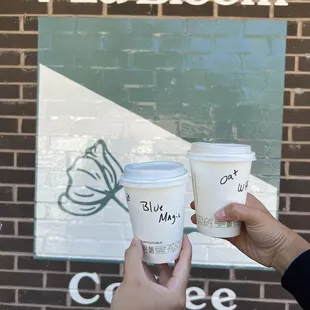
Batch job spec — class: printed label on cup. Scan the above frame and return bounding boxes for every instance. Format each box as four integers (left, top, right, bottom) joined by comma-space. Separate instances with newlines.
196, 215, 240, 229
141, 239, 182, 255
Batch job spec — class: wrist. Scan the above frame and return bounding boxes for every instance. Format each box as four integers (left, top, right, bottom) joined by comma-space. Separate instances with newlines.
272, 228, 310, 275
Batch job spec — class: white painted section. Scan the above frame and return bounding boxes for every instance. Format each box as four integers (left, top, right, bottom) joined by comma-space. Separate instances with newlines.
35, 65, 278, 268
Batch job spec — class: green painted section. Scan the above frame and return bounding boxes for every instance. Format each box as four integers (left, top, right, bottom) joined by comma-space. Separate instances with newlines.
38, 17, 287, 188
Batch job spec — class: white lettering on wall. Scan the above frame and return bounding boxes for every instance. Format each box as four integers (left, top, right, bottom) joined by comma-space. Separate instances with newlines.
215, 0, 238, 5
38, 0, 288, 5
274, 0, 288, 5
136, 0, 167, 4
104, 282, 121, 304
211, 288, 237, 310
186, 287, 207, 310
69, 272, 100, 305
184, 0, 209, 5
69, 273, 238, 309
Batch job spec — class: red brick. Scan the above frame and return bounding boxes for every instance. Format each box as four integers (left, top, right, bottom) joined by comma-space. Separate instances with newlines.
0, 0, 47, 14
286, 56, 295, 71
0, 34, 37, 49
0, 186, 13, 201
17, 153, 35, 168
0, 17, 19, 31
235, 269, 280, 282
21, 119, 36, 134
0, 169, 34, 185
0, 238, 33, 253
108, 2, 158, 15
24, 17, 38, 31
0, 85, 19, 99
219, 2, 269, 18
23, 85, 37, 100
70, 261, 120, 274
0, 68, 36, 83
0, 102, 35, 116
0, 118, 18, 133
286, 39, 310, 54
292, 126, 310, 141
163, 2, 212, 16
0, 271, 42, 287
47, 273, 95, 289
283, 109, 310, 124
17, 187, 34, 201
234, 300, 285, 310
299, 56, 310, 72
287, 21, 298, 36
0, 136, 35, 150
24, 52, 37, 66
53, 0, 102, 15
280, 179, 310, 195
0, 203, 34, 218
284, 91, 290, 106
0, 289, 15, 303
289, 161, 310, 177
18, 222, 33, 236
210, 281, 260, 298
265, 284, 294, 300
285, 74, 310, 89
0, 52, 20, 66
282, 126, 288, 141
18, 289, 66, 306
18, 256, 66, 272
190, 267, 229, 279
275, 3, 310, 18
282, 144, 310, 159
0, 152, 14, 166
295, 92, 310, 106
290, 197, 310, 212
302, 22, 310, 37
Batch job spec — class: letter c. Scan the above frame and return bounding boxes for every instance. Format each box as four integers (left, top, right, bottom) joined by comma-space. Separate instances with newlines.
69, 272, 100, 305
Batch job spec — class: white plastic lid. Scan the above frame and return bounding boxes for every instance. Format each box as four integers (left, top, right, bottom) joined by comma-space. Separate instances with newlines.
187, 142, 256, 162
119, 161, 188, 188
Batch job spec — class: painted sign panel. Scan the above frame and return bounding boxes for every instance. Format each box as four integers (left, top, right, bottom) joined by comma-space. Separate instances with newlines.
35, 17, 286, 268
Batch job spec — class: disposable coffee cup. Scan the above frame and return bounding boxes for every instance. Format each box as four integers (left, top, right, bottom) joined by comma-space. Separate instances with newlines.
120, 161, 188, 264
187, 143, 256, 238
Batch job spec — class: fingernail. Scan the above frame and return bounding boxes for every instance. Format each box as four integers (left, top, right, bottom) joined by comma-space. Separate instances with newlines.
131, 237, 139, 245
215, 208, 225, 218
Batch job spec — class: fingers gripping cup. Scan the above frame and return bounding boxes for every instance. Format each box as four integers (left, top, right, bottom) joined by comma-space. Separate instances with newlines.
187, 143, 256, 238
120, 161, 188, 264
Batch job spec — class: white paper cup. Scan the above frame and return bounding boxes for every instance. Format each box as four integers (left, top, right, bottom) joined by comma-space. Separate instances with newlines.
120, 161, 188, 264
187, 143, 256, 238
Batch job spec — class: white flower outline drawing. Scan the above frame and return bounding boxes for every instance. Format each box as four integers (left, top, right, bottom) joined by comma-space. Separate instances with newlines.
58, 139, 128, 216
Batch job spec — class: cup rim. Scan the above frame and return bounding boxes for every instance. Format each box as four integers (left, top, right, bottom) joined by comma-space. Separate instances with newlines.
120, 171, 189, 189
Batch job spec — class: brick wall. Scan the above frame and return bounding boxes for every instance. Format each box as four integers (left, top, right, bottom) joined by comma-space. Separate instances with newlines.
0, 0, 309, 309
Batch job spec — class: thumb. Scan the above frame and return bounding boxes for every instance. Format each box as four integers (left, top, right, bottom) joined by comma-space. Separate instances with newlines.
124, 237, 144, 280
215, 203, 263, 225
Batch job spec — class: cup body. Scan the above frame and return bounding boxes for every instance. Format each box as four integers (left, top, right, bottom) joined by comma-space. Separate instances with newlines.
187, 143, 256, 238
120, 161, 188, 264
123, 183, 186, 264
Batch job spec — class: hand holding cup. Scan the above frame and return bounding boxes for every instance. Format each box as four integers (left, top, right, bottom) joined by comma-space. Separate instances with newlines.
191, 193, 310, 273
